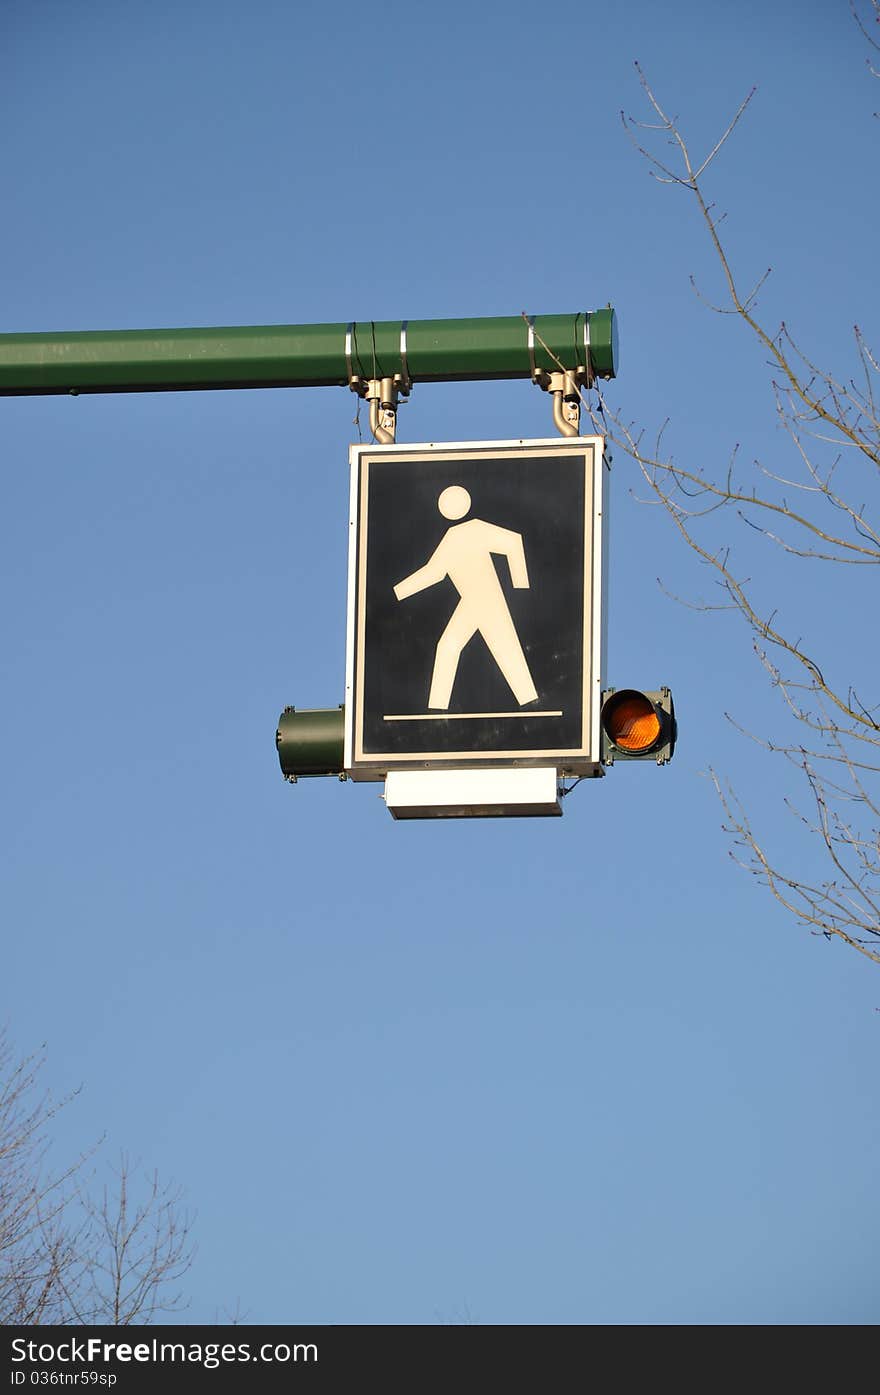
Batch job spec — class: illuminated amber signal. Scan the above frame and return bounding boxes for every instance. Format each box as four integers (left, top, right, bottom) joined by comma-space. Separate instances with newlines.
600, 688, 676, 764
603, 691, 661, 751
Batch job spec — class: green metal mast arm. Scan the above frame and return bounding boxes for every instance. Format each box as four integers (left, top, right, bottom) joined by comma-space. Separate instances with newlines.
0, 309, 617, 396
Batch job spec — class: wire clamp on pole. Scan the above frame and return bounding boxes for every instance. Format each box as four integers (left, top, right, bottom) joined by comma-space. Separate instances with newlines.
345, 323, 360, 392
527, 315, 549, 389
398, 320, 412, 396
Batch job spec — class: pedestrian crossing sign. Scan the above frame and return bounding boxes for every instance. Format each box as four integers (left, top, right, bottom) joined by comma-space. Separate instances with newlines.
344, 437, 608, 780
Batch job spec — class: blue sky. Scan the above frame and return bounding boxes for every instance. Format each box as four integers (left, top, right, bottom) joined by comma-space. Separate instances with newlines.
2, 0, 878, 1324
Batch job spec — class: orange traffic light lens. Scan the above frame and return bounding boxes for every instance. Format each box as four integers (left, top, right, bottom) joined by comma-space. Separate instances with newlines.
603, 693, 661, 752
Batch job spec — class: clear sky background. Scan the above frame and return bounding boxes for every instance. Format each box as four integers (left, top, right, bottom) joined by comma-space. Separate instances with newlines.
2, 0, 878, 1325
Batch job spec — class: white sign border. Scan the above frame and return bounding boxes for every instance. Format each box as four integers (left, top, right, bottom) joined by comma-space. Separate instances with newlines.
344, 436, 607, 779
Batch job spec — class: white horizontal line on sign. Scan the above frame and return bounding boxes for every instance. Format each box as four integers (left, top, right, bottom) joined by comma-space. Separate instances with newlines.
383, 711, 564, 722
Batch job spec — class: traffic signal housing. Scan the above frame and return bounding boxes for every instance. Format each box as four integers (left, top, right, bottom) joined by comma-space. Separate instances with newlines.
276, 705, 344, 781
600, 688, 676, 765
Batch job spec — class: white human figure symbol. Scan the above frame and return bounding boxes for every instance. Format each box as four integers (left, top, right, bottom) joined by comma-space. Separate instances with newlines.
393, 485, 539, 710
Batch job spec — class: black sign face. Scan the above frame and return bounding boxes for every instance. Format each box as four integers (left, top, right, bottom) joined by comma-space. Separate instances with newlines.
345, 439, 604, 776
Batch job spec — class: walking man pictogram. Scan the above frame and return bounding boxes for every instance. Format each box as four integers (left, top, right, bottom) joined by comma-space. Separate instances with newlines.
393, 485, 539, 710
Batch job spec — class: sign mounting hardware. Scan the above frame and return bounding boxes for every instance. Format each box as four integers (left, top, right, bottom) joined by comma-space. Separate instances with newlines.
346, 321, 412, 443
527, 313, 593, 437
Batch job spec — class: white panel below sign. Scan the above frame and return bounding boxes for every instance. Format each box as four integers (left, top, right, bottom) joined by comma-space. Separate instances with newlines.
384, 766, 561, 820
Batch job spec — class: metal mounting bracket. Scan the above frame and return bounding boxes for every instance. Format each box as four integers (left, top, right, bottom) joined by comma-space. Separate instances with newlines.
533, 368, 586, 437
527, 313, 592, 437
346, 322, 412, 443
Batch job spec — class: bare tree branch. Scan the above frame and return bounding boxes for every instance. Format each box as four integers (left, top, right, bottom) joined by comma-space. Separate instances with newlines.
1, 1031, 199, 1324
545, 19, 880, 968
73, 1155, 195, 1325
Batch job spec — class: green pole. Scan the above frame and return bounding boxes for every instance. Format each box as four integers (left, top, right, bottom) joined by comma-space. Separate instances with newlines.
0, 309, 617, 396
